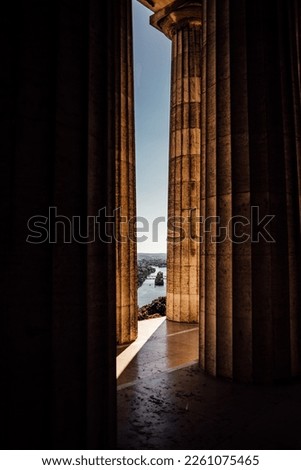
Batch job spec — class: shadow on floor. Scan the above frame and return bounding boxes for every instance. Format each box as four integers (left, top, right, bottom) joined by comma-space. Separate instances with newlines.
117, 319, 199, 388
117, 319, 301, 450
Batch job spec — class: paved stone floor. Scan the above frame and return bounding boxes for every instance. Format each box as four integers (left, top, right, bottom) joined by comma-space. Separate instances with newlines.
117, 319, 301, 450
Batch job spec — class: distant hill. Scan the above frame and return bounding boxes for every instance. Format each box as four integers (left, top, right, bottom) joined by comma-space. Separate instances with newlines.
137, 253, 166, 261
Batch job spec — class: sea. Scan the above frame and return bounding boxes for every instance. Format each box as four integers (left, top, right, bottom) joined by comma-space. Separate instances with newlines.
138, 266, 167, 308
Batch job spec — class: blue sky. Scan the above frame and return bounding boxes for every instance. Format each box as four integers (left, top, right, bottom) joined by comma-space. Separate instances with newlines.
132, 0, 171, 253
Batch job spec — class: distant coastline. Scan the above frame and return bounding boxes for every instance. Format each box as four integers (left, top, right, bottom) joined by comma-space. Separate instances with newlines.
137, 253, 166, 288
137, 253, 167, 308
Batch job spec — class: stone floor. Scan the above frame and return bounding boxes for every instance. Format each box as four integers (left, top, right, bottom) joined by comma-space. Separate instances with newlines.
117, 319, 301, 450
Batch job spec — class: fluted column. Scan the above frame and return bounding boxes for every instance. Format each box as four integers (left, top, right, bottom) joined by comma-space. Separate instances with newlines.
200, 0, 301, 383
1, 0, 121, 448
115, 0, 138, 345
151, 1, 202, 323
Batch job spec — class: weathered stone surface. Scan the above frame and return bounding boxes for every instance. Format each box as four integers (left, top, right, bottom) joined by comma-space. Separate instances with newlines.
165, 5, 202, 324
200, 0, 301, 383
116, 1, 138, 345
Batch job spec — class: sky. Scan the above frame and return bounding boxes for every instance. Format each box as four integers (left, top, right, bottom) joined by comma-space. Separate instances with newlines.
132, 0, 171, 253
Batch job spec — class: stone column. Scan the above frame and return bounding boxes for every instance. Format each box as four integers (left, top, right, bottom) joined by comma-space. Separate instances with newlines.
1, 0, 121, 448
115, 0, 138, 345
200, 0, 301, 383
151, 1, 202, 323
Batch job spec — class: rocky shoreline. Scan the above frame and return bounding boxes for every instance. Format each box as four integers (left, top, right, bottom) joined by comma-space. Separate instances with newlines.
138, 296, 166, 321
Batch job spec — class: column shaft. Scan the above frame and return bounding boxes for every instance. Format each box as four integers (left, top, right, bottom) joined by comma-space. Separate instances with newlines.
167, 22, 202, 323
200, 0, 301, 383
1, 0, 120, 448
115, 0, 138, 344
